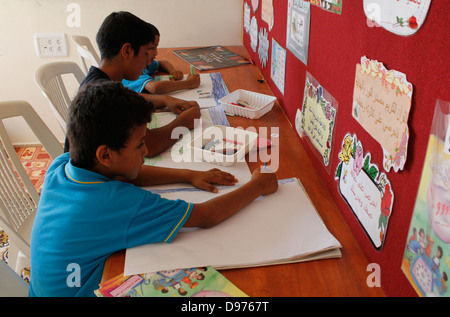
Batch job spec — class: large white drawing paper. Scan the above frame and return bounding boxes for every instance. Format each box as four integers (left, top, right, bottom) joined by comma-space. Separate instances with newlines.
124, 178, 341, 275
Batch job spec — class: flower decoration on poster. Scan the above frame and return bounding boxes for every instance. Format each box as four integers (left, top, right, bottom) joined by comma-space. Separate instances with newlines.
258, 27, 269, 68
364, 0, 431, 36
335, 133, 394, 249
401, 100, 450, 297
352, 56, 413, 172
301, 72, 337, 166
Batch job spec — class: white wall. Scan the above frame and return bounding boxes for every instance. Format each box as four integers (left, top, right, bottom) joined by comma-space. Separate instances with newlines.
0, 0, 243, 145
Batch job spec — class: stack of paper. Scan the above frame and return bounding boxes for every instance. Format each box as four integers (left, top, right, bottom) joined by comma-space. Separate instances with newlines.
124, 178, 341, 275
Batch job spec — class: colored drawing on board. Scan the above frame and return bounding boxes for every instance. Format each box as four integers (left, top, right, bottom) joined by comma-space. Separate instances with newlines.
401, 100, 450, 297
261, 0, 274, 30
352, 56, 412, 172
286, 0, 310, 65
250, 16, 259, 52
364, 0, 431, 36
270, 39, 286, 95
301, 72, 337, 166
310, 0, 342, 15
244, 2, 251, 33
252, 0, 259, 13
335, 133, 394, 249
258, 27, 269, 68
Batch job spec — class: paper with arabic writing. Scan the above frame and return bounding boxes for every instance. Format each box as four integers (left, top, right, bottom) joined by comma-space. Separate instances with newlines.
352, 56, 412, 172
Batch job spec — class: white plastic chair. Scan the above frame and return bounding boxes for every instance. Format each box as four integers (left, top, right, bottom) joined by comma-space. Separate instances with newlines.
0, 100, 63, 274
0, 259, 29, 297
35, 61, 85, 134
71, 35, 101, 74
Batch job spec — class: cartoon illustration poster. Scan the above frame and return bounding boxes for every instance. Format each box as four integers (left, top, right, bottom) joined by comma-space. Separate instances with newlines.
364, 0, 431, 36
309, 0, 342, 15
301, 72, 337, 167
335, 133, 394, 249
352, 56, 412, 172
401, 100, 450, 297
96, 267, 247, 297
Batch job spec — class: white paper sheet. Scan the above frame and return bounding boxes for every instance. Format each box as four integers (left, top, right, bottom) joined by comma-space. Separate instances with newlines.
163, 74, 217, 109
124, 178, 341, 275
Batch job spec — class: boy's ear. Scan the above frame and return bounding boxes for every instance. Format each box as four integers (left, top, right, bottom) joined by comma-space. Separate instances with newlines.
96, 145, 113, 167
120, 43, 134, 60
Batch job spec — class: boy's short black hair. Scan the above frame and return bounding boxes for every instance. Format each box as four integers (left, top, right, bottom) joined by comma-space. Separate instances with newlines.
96, 11, 155, 60
67, 82, 153, 169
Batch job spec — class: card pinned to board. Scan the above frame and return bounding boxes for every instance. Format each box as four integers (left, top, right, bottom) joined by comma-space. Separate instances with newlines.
301, 72, 337, 169
364, 0, 431, 36
335, 133, 394, 250
352, 56, 413, 172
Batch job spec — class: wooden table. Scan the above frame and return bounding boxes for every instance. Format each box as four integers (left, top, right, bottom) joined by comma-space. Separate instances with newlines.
102, 46, 386, 297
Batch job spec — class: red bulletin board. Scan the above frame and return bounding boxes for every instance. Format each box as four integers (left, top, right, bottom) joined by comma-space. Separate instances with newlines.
242, 0, 450, 296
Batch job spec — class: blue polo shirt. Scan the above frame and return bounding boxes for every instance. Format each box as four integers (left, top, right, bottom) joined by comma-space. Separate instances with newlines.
122, 60, 160, 93
29, 153, 192, 297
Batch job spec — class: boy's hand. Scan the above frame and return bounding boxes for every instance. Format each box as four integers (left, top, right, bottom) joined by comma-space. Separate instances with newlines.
165, 96, 200, 114
190, 168, 238, 193
186, 74, 201, 89
251, 166, 278, 195
169, 70, 184, 80
176, 107, 201, 130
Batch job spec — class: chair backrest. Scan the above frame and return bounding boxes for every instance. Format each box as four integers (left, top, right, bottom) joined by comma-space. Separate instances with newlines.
35, 61, 85, 133
71, 35, 101, 74
0, 259, 28, 297
0, 100, 63, 259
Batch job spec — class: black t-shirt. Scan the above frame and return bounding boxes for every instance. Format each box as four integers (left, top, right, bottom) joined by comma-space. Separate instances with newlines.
64, 66, 112, 152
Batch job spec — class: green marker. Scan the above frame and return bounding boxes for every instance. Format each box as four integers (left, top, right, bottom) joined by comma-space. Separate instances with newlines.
190, 64, 195, 75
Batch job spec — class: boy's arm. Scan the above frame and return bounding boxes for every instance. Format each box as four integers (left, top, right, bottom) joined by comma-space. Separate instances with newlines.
139, 93, 199, 115
184, 168, 278, 228
125, 165, 238, 191
144, 106, 201, 157
144, 75, 200, 94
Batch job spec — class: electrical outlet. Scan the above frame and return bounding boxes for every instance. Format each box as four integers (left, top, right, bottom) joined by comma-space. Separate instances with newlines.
34, 33, 69, 58
295, 108, 303, 137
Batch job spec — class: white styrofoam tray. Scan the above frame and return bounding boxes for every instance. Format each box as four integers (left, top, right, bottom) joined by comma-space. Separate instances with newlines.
189, 125, 258, 166
219, 89, 276, 119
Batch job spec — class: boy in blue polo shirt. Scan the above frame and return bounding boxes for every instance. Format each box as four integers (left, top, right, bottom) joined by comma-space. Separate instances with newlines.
29, 82, 278, 296
122, 23, 201, 95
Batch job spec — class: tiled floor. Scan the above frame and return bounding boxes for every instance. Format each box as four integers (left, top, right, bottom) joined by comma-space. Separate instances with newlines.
0, 146, 51, 283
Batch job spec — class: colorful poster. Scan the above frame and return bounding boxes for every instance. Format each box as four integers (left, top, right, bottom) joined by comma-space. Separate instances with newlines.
310, 0, 342, 15
270, 39, 286, 95
96, 267, 247, 297
401, 100, 450, 297
364, 0, 431, 36
301, 72, 337, 166
352, 56, 412, 172
286, 0, 310, 65
335, 133, 394, 249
